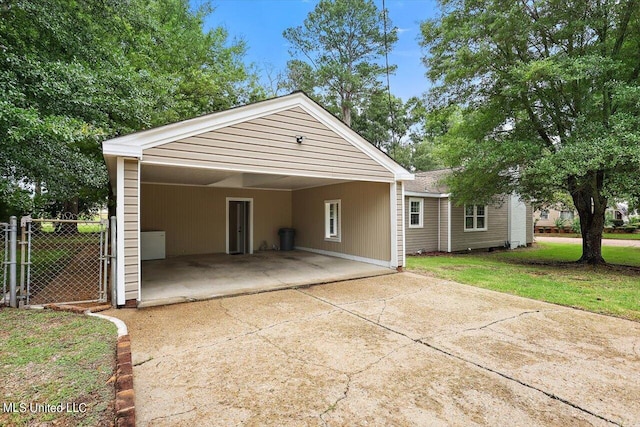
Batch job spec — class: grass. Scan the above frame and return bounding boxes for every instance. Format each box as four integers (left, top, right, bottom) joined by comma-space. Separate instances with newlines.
407, 242, 640, 321
0, 309, 116, 426
536, 232, 640, 240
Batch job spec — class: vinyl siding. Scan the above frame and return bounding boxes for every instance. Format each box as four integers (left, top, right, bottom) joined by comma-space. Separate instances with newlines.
405, 197, 440, 253
450, 203, 509, 251
141, 184, 292, 257
142, 107, 393, 182
123, 159, 139, 301
440, 200, 449, 252
292, 181, 390, 262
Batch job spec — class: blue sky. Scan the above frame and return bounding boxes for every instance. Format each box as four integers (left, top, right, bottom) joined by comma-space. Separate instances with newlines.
196, 0, 440, 101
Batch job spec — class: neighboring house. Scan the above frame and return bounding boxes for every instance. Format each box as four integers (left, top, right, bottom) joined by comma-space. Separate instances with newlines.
404, 170, 533, 253
534, 207, 577, 227
102, 92, 413, 307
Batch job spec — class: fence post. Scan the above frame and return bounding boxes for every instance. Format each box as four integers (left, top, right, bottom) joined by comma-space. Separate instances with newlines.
8, 216, 17, 308
110, 216, 117, 307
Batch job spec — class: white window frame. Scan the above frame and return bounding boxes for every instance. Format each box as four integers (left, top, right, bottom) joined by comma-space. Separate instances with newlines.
408, 198, 424, 228
464, 204, 488, 231
324, 199, 341, 242
540, 210, 549, 220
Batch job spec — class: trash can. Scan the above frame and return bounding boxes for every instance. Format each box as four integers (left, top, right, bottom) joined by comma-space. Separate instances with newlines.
278, 228, 295, 251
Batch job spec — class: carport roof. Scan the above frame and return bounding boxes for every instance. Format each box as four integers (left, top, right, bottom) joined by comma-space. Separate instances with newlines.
102, 92, 414, 182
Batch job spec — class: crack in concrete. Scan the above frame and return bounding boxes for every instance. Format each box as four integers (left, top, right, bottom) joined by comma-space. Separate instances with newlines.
462, 310, 541, 332
317, 341, 413, 425
298, 289, 622, 427
147, 407, 197, 423
376, 298, 387, 324
337, 286, 429, 308
319, 375, 351, 427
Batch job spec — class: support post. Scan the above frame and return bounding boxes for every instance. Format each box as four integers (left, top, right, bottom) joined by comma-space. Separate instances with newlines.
110, 216, 117, 308
8, 216, 17, 308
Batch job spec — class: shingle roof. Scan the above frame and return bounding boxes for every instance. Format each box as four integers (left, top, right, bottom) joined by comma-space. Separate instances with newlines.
404, 169, 451, 194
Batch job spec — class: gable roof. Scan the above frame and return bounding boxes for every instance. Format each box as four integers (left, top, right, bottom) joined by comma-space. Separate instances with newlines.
404, 169, 451, 194
102, 92, 413, 181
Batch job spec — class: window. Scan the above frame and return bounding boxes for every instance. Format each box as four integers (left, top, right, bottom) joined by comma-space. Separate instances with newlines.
560, 210, 574, 220
409, 198, 423, 228
540, 210, 549, 220
464, 204, 487, 231
324, 200, 341, 241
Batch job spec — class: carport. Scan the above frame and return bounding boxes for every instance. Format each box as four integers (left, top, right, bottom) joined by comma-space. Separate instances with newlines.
103, 92, 413, 307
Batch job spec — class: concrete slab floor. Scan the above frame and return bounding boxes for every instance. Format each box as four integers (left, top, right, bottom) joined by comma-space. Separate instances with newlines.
139, 250, 394, 307
107, 272, 640, 426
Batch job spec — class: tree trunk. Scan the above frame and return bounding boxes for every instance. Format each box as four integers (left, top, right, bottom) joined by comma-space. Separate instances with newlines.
569, 173, 607, 264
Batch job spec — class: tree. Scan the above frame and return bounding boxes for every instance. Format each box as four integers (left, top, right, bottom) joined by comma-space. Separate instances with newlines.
283, 0, 397, 126
421, 0, 640, 264
0, 0, 264, 218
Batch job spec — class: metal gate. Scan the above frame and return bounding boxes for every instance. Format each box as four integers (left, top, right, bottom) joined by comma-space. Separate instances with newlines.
1, 222, 8, 306
21, 216, 109, 305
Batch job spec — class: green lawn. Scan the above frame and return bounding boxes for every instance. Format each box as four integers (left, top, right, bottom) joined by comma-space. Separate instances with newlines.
407, 243, 640, 321
536, 232, 640, 240
0, 309, 116, 426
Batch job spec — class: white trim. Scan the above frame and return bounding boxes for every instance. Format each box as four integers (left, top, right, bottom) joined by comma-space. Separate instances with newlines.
324, 199, 341, 242
102, 92, 414, 181
400, 182, 406, 267
464, 204, 489, 232
225, 197, 254, 254
447, 199, 452, 253
390, 183, 398, 267
405, 191, 450, 198
437, 198, 441, 251
408, 197, 424, 228
136, 160, 141, 303
116, 158, 125, 305
296, 246, 392, 268
103, 145, 142, 158
140, 159, 395, 184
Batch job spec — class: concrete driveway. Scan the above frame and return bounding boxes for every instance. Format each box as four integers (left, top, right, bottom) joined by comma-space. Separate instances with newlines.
536, 235, 640, 247
107, 273, 640, 426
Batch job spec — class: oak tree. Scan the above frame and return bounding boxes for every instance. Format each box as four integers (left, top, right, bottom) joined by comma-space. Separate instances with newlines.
421, 0, 640, 263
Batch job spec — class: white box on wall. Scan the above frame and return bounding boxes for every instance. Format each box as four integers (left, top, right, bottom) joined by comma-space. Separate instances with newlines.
141, 231, 166, 260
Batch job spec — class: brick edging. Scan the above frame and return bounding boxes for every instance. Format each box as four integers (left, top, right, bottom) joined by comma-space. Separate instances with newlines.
115, 334, 135, 427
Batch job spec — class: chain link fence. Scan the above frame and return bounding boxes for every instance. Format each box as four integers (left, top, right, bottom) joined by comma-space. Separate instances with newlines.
1, 222, 8, 306
22, 216, 109, 305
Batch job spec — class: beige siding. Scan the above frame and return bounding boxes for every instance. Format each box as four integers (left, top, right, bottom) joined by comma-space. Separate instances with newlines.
141, 184, 292, 257
405, 197, 440, 253
143, 107, 393, 182
123, 159, 139, 301
292, 181, 390, 262
450, 203, 509, 251
526, 203, 534, 244
440, 200, 449, 252
396, 183, 404, 267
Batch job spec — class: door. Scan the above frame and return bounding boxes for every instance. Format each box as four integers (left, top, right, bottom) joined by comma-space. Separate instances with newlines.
227, 199, 252, 254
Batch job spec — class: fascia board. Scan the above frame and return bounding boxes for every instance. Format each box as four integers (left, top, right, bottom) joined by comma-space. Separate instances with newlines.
404, 191, 451, 198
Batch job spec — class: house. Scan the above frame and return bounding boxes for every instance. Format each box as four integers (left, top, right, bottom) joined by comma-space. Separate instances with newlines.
404, 170, 533, 253
102, 92, 414, 307
533, 206, 577, 228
